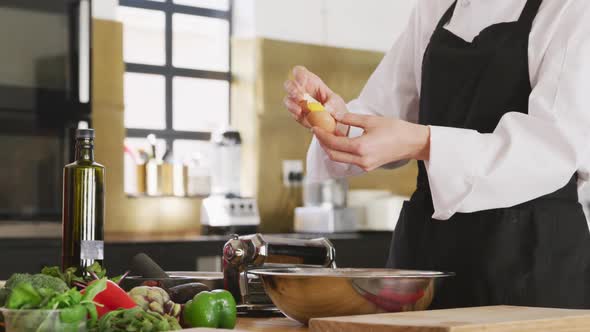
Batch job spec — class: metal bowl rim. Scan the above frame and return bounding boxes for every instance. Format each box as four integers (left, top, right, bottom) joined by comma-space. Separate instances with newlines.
249, 267, 455, 279
123, 275, 197, 280
166, 271, 223, 280
124, 271, 223, 281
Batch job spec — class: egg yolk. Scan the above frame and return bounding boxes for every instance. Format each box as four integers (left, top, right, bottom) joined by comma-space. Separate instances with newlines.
307, 102, 325, 112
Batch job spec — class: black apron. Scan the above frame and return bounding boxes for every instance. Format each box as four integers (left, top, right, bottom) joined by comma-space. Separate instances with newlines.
387, 0, 590, 309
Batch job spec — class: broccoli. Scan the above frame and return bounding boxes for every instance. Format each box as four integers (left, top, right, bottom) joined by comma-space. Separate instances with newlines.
5, 273, 68, 293
30, 274, 69, 293
0, 287, 10, 306
5, 273, 31, 289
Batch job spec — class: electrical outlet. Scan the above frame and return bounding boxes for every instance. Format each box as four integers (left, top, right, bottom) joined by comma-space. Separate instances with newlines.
282, 160, 304, 187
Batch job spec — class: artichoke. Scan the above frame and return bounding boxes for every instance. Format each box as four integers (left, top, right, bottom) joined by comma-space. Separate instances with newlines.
128, 286, 182, 319
98, 307, 182, 331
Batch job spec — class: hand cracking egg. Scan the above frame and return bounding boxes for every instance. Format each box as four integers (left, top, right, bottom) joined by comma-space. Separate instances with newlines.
301, 94, 336, 133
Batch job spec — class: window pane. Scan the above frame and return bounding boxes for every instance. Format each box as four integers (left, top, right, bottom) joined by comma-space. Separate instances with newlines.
124, 73, 166, 129
119, 6, 165, 65
172, 77, 229, 131
173, 0, 230, 11
172, 13, 229, 71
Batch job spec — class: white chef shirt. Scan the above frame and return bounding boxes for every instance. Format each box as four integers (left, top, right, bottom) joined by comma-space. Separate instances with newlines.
306, 0, 590, 220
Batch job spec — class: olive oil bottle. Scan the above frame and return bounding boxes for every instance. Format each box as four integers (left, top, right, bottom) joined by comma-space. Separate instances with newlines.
62, 128, 105, 274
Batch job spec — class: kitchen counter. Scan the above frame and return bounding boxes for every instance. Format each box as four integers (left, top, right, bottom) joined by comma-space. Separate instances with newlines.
235, 317, 306, 332
0, 221, 61, 238
151, 318, 304, 332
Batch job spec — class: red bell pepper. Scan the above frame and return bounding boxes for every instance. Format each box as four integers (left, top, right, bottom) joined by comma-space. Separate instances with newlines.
81, 279, 137, 317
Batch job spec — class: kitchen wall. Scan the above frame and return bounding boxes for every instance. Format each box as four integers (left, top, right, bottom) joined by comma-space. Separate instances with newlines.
92, 18, 202, 237
233, 0, 416, 52
92, 0, 117, 20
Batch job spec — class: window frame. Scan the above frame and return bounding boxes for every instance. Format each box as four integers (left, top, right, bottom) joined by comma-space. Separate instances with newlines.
120, 0, 233, 145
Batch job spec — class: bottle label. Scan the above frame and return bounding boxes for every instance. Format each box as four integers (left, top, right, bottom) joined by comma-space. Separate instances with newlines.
81, 240, 104, 260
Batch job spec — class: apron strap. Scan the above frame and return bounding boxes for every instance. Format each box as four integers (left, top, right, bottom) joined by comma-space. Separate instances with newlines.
518, 0, 543, 29
436, 1, 458, 30
436, 0, 542, 32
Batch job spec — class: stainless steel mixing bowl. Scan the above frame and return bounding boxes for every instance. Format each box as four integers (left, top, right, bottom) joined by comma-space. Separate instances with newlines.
250, 268, 453, 324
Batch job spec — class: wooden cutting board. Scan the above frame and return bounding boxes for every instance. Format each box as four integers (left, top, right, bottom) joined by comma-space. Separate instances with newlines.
309, 306, 590, 332
181, 317, 307, 332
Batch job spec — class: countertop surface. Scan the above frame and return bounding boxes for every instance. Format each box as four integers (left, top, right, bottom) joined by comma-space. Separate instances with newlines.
223, 306, 590, 332
0, 222, 61, 239
179, 317, 308, 332
234, 317, 306, 332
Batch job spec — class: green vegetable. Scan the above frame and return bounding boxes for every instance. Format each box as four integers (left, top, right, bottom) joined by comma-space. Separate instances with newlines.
4, 278, 108, 331
128, 286, 181, 319
0, 287, 10, 306
183, 289, 237, 329
109, 274, 124, 284
86, 262, 107, 279
40, 266, 64, 279
97, 307, 182, 331
43, 287, 82, 310
80, 277, 108, 327
5, 273, 30, 289
5, 273, 68, 293
29, 274, 69, 293
81, 277, 107, 303
41, 266, 82, 288
41, 264, 124, 288
6, 283, 44, 309
59, 304, 86, 323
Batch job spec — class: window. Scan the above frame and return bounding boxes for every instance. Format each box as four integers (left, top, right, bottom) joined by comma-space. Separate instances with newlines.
119, 0, 231, 194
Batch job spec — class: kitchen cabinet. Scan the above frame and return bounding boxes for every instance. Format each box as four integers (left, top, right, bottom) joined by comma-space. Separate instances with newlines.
0, 232, 392, 278
0, 240, 61, 276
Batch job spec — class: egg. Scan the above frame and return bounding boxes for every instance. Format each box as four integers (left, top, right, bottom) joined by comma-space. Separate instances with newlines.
306, 101, 325, 112
307, 109, 336, 133
299, 93, 336, 133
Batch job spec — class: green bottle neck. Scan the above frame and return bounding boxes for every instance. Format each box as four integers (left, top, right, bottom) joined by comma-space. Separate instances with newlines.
75, 138, 95, 162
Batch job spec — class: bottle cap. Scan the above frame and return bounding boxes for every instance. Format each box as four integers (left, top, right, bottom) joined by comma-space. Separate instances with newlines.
76, 128, 95, 139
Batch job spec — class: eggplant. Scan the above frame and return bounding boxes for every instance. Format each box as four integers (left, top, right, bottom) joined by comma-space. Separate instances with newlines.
167, 282, 210, 304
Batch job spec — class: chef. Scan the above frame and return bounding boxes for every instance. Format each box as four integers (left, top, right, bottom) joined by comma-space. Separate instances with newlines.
283, 0, 590, 308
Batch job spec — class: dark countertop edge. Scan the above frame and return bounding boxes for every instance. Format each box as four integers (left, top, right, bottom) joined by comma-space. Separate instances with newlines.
0, 232, 393, 247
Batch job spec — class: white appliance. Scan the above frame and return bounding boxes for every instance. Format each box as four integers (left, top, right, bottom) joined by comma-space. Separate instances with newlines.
294, 206, 358, 233
348, 190, 407, 231
201, 128, 260, 235
210, 128, 242, 196
201, 196, 260, 232
294, 178, 358, 233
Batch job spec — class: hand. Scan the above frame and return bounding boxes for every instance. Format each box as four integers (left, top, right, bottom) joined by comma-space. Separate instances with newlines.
283, 66, 349, 132
313, 112, 431, 171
